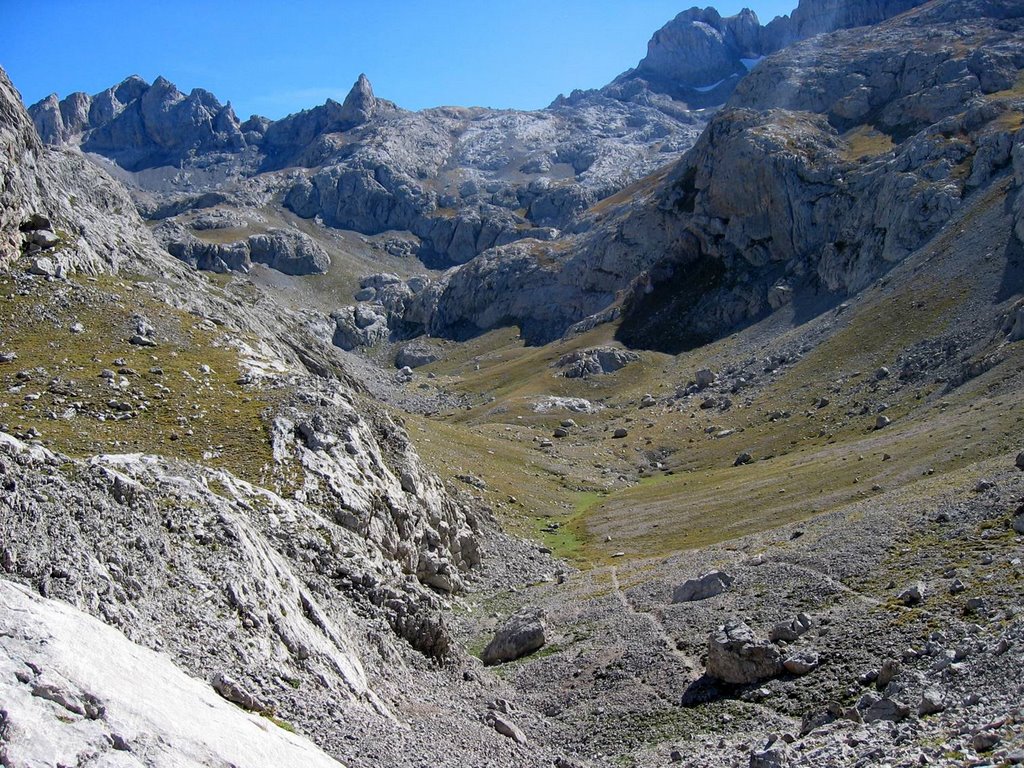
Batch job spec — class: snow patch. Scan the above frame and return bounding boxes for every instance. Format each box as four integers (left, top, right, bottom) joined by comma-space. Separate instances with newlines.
693, 74, 740, 93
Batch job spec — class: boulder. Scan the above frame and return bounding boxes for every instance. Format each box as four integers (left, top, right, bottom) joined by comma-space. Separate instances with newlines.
395, 344, 441, 369
486, 712, 528, 745
695, 368, 716, 389
861, 696, 910, 723
673, 570, 734, 602
783, 649, 819, 676
28, 229, 60, 249
332, 305, 389, 350
769, 613, 813, 643
973, 732, 1001, 753
481, 608, 547, 665
749, 742, 793, 768
210, 672, 266, 713
28, 256, 57, 277
706, 619, 783, 684
918, 688, 946, 716
555, 347, 640, 378
897, 582, 925, 605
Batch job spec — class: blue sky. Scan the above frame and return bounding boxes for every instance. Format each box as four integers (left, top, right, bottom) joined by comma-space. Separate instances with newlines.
2, 1, 795, 120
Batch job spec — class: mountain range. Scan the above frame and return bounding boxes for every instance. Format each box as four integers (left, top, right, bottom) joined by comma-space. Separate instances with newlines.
3, 0, 1024, 766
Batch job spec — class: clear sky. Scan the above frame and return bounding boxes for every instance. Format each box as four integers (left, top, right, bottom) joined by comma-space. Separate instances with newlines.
2, 1, 796, 120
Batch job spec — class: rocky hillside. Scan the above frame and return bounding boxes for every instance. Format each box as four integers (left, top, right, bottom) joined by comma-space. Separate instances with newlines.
0, 65, 560, 767
4, 1, 1024, 766
354, 0, 1023, 349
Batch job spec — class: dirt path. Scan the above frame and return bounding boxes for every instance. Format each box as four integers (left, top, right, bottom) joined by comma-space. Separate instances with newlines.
607, 565, 698, 673
773, 558, 884, 608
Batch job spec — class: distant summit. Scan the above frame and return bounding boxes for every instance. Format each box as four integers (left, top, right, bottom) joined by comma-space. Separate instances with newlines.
563, 0, 930, 108
27, 73, 392, 173
29, 74, 247, 171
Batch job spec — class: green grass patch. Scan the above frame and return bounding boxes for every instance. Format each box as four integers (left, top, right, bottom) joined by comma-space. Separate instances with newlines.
841, 125, 896, 161
0, 269, 278, 486
263, 714, 296, 733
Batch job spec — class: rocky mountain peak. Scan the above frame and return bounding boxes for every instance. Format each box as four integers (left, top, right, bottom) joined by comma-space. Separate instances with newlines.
113, 74, 149, 102
341, 72, 377, 125
26, 72, 250, 171
606, 0, 930, 108
636, 6, 762, 88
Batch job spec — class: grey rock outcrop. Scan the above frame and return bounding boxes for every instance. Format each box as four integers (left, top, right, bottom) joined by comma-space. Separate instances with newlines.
555, 347, 640, 378
247, 229, 330, 274
761, 0, 928, 50
706, 619, 783, 684
1, 70, 43, 263
596, 0, 930, 109
261, 74, 390, 166
1, 68, 172, 274
30, 75, 249, 171
156, 223, 329, 275
636, 8, 762, 90
481, 608, 547, 665
340, 73, 377, 126
33, 69, 701, 268
610, 0, 1024, 351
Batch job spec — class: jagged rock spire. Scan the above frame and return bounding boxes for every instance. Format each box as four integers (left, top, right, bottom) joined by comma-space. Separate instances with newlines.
340, 73, 376, 126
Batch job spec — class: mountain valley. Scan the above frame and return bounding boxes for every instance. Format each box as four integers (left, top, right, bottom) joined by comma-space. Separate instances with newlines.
3, 1, 1024, 766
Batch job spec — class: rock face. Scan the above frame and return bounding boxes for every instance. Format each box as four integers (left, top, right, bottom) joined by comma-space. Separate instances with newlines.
706, 619, 783, 684
761, 0, 928, 49
609, 0, 1024, 351
20, 0, 999, 350
599, 0, 929, 107
156, 222, 330, 275
30, 75, 249, 172
31, 69, 700, 269
639, 8, 761, 86
248, 229, 331, 274
0, 580, 344, 768
481, 608, 547, 665
1, 69, 174, 275
0, 71, 44, 264
321, 0, 1019, 352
